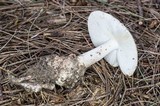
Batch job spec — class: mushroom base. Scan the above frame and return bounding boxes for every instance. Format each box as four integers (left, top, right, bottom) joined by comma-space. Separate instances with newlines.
9, 54, 86, 92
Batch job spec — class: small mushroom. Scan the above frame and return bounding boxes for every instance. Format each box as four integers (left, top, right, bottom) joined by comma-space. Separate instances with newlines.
87, 11, 138, 76
10, 11, 138, 92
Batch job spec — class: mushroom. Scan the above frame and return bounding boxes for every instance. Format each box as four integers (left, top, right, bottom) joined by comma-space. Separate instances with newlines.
9, 11, 138, 92
87, 11, 138, 76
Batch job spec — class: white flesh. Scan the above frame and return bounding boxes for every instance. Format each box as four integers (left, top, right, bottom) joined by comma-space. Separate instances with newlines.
78, 39, 119, 68
88, 11, 138, 76
88, 11, 119, 67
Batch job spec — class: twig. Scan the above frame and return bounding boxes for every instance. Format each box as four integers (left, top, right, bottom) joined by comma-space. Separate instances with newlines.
0, 70, 3, 100
136, 0, 143, 25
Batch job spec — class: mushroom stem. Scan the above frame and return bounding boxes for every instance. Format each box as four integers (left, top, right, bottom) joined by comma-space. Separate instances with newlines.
78, 39, 119, 68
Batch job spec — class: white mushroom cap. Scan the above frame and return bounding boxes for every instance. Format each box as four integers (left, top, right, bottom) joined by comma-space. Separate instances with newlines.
88, 11, 138, 76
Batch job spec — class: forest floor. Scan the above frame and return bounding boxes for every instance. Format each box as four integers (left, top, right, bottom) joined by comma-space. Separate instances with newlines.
0, 0, 160, 106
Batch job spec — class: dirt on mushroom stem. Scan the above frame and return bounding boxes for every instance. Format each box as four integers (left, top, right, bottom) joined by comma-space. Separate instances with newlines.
10, 54, 86, 91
